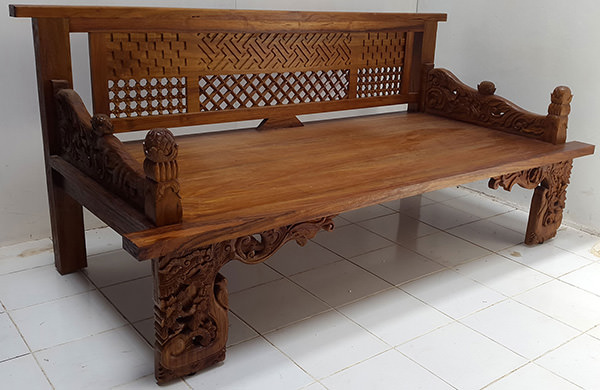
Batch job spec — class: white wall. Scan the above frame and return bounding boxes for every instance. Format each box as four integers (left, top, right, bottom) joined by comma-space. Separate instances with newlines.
0, 0, 416, 246
419, 0, 600, 233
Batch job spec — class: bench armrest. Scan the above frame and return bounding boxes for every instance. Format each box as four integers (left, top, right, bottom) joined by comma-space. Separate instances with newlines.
424, 67, 571, 144
53, 81, 182, 226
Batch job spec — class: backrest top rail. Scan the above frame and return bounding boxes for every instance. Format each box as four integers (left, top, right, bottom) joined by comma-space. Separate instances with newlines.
10, 5, 446, 33
10, 5, 446, 21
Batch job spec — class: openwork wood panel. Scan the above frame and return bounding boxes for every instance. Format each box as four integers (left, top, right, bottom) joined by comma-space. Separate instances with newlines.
91, 30, 412, 122
198, 70, 349, 111
108, 77, 187, 118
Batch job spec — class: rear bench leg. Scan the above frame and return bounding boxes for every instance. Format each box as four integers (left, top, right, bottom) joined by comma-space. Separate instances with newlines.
489, 160, 573, 244
152, 216, 336, 383
48, 170, 87, 275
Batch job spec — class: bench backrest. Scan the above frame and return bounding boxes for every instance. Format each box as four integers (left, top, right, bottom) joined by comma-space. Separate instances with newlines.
11, 6, 445, 132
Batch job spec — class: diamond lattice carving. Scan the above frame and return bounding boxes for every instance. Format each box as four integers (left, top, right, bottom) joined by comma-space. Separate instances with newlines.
198, 70, 349, 111
107, 77, 187, 118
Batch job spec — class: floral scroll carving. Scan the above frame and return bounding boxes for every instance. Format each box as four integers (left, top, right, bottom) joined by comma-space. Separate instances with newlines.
424, 68, 572, 144
54, 82, 146, 209
489, 161, 573, 245
54, 81, 182, 226
153, 216, 336, 383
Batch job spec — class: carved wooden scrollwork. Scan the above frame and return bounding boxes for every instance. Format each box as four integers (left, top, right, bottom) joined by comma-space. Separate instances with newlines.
489, 160, 572, 244
153, 215, 336, 383
54, 81, 182, 227
424, 68, 571, 144
54, 81, 146, 209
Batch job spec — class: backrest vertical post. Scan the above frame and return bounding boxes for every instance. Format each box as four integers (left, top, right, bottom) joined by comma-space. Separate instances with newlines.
32, 17, 87, 274
408, 20, 439, 112
89, 32, 110, 114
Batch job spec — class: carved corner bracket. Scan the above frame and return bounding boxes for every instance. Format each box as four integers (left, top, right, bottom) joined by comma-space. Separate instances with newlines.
489, 160, 573, 245
423, 68, 571, 144
153, 215, 336, 383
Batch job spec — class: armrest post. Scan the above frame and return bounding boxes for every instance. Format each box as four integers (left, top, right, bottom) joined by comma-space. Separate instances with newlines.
547, 86, 572, 144
143, 129, 183, 226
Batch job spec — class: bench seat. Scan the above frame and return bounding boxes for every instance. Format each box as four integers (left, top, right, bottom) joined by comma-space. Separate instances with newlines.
121, 112, 592, 259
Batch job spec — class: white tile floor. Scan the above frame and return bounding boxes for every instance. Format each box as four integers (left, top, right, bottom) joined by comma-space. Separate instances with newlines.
1, 187, 600, 389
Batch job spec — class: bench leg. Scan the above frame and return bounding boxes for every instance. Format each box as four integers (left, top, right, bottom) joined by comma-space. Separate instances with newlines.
48, 171, 87, 274
151, 216, 336, 383
489, 160, 573, 245
153, 248, 230, 384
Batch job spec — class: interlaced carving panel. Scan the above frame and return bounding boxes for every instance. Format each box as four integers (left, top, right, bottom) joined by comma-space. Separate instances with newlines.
194, 32, 351, 72
107, 77, 187, 118
104, 32, 351, 77
94, 30, 411, 119
198, 70, 349, 111
359, 32, 406, 67
356, 66, 402, 98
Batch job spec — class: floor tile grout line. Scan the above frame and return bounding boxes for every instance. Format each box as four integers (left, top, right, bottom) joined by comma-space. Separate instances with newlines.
77, 268, 152, 348
347, 209, 504, 271
510, 286, 600, 334
29, 352, 57, 390
254, 333, 323, 384
2, 307, 57, 389
492, 247, 593, 281
392, 346, 461, 389
3, 286, 98, 314
481, 361, 586, 390
93, 273, 153, 291
455, 298, 582, 358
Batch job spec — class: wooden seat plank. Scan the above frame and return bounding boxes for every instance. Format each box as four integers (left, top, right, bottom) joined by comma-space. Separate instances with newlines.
121, 112, 593, 259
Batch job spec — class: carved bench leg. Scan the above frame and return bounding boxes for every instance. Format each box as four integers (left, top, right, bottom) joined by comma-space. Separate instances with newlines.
153, 246, 231, 384
489, 160, 573, 245
152, 216, 336, 384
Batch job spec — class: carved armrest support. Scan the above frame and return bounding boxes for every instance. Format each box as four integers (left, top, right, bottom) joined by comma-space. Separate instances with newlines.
424, 67, 571, 144
54, 81, 146, 210
54, 81, 182, 227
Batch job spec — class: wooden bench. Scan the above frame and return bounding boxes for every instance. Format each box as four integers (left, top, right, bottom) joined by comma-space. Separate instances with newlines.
10, 5, 594, 383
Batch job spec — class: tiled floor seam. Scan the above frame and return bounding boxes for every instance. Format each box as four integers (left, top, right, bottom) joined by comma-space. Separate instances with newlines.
29, 352, 57, 390
351, 215, 499, 271
257, 334, 322, 383
27, 324, 139, 355
491, 250, 590, 281
90, 273, 153, 290
3, 308, 57, 390
392, 346, 462, 389
4, 286, 99, 314
456, 314, 588, 389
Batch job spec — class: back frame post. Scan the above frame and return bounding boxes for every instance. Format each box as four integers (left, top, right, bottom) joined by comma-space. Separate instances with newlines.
32, 17, 87, 274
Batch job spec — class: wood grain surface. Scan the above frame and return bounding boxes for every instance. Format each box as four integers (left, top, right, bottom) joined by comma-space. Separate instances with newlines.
121, 112, 593, 259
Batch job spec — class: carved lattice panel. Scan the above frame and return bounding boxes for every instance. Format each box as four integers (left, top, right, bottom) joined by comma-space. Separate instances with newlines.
359, 32, 406, 67
198, 70, 349, 111
104, 32, 351, 78
356, 66, 402, 98
92, 29, 411, 120
108, 77, 187, 118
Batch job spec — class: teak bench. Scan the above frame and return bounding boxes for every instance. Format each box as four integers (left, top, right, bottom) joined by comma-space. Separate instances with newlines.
10, 4, 594, 383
